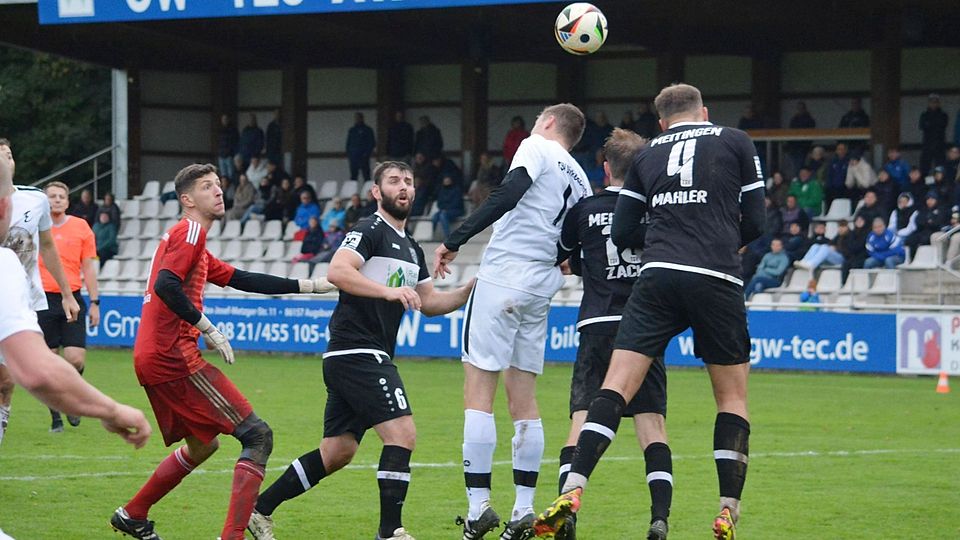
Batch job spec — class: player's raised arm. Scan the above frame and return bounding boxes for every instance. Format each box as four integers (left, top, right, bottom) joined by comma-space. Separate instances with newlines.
736, 130, 766, 246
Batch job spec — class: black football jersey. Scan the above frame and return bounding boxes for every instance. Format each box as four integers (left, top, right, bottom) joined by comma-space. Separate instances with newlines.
621, 122, 763, 284
560, 187, 641, 336
326, 213, 431, 358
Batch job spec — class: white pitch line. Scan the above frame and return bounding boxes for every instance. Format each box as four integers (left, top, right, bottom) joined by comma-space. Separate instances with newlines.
1, 448, 958, 482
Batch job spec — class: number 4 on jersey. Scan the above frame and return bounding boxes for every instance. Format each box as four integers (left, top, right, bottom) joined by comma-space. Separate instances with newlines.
667, 139, 697, 187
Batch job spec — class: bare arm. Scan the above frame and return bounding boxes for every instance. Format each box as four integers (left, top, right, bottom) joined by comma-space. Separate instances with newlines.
1, 330, 151, 448
418, 278, 473, 317
327, 248, 421, 310
82, 256, 100, 326
39, 229, 80, 322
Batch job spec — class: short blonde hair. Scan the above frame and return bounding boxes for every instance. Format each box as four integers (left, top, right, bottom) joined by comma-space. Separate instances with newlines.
541, 103, 586, 148
44, 180, 70, 195
654, 83, 703, 120
603, 128, 646, 180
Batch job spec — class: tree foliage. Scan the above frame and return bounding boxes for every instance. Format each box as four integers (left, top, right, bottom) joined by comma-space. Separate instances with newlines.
0, 45, 110, 186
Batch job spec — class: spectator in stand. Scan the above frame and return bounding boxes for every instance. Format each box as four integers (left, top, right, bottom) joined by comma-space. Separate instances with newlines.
789, 167, 824, 217
411, 153, 439, 216
294, 191, 321, 232
619, 111, 635, 130
744, 237, 790, 299
572, 114, 602, 169
906, 167, 927, 203
218, 114, 239, 180
741, 196, 782, 282
321, 196, 346, 231
912, 190, 948, 250
799, 279, 821, 310
633, 102, 659, 139
826, 143, 850, 207
246, 155, 269, 187
291, 175, 316, 205
268, 177, 293, 222
883, 147, 911, 189
68, 188, 98, 226
805, 146, 828, 185
292, 216, 324, 263
226, 174, 255, 221
93, 211, 118, 267
873, 172, 898, 217
854, 190, 885, 227
780, 194, 809, 234
767, 171, 790, 207
434, 156, 464, 193
265, 109, 283, 167
782, 221, 809, 261
786, 101, 816, 177
845, 152, 878, 202
795, 221, 843, 270
310, 222, 346, 264
865, 217, 905, 269
360, 187, 377, 217
265, 160, 290, 187
595, 112, 614, 143
502, 116, 530, 170
585, 148, 607, 191
98, 192, 121, 225
839, 97, 870, 128
432, 174, 465, 239
414, 115, 444, 160
239, 113, 264, 167
346, 112, 376, 181
469, 151, 502, 206
889, 193, 918, 247
932, 166, 954, 206
737, 104, 764, 130
841, 215, 870, 280
931, 206, 960, 268
944, 146, 960, 186
344, 194, 364, 230
241, 176, 280, 225
919, 94, 949, 174
386, 111, 415, 163
220, 175, 235, 211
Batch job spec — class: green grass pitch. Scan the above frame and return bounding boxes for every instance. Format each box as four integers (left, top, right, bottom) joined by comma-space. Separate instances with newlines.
1, 350, 958, 539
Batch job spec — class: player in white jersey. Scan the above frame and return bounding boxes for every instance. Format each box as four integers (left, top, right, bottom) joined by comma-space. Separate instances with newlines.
0, 139, 79, 446
0, 138, 150, 540
434, 104, 591, 540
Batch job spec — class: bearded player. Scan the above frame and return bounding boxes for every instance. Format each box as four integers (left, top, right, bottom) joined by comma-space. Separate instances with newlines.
110, 163, 335, 540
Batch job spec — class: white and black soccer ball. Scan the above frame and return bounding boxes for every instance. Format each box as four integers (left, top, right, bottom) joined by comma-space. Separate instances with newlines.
555, 3, 608, 56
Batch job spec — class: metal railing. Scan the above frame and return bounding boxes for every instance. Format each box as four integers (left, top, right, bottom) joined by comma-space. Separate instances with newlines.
31, 145, 117, 199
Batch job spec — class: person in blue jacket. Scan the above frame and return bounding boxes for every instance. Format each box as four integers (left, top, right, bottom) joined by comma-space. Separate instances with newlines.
864, 217, 905, 269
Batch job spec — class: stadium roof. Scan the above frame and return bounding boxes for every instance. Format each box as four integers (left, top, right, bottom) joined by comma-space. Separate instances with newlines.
1, 0, 959, 70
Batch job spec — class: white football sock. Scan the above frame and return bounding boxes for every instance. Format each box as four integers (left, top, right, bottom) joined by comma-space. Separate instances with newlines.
463, 409, 497, 520
511, 418, 544, 520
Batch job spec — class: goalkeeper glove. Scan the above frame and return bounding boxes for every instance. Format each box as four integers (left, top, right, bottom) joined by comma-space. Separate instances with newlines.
195, 314, 235, 365
299, 276, 337, 294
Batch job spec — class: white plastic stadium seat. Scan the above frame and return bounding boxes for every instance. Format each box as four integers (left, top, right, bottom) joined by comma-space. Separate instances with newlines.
101, 280, 121, 294
781, 269, 812, 292
311, 263, 330, 279
318, 180, 339, 200
900, 245, 938, 269
283, 221, 299, 241
162, 219, 179, 233
869, 271, 899, 294
361, 180, 375, 197
284, 241, 303, 260
262, 220, 283, 240
412, 221, 434, 242
840, 270, 872, 293
160, 200, 180, 219
339, 180, 359, 199
287, 264, 310, 280
99, 260, 121, 280
205, 239, 222, 255
221, 220, 242, 239
816, 269, 843, 293
240, 240, 265, 261
138, 219, 161, 240
220, 240, 243, 262
117, 219, 140, 240
206, 220, 222, 239
246, 261, 268, 274
268, 261, 288, 277
748, 292, 774, 310
775, 293, 801, 310
161, 181, 175, 195
115, 239, 141, 260
137, 240, 159, 261
263, 241, 286, 261
825, 221, 838, 240
141, 199, 162, 217
458, 264, 479, 286
822, 198, 851, 220
119, 199, 139, 215
137, 181, 161, 200
118, 260, 142, 281
241, 220, 262, 240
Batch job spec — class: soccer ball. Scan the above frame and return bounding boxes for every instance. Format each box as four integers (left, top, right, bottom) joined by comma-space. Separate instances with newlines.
555, 3, 608, 55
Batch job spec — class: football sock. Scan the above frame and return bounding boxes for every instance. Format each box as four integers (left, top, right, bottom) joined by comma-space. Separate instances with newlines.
125, 446, 197, 519
511, 418, 543, 520
714, 412, 750, 520
564, 389, 625, 492
558, 445, 575, 495
377, 445, 412, 538
221, 459, 265, 540
255, 448, 326, 516
463, 409, 496, 520
644, 442, 673, 523
0, 404, 9, 446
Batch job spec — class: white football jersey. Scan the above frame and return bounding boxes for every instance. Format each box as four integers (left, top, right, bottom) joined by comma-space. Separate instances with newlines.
0, 248, 43, 362
478, 134, 591, 297
2, 186, 53, 310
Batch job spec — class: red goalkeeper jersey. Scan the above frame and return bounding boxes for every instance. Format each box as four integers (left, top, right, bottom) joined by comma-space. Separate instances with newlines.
134, 219, 235, 386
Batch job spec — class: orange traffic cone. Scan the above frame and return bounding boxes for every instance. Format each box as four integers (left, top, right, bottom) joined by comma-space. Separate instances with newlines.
936, 372, 950, 394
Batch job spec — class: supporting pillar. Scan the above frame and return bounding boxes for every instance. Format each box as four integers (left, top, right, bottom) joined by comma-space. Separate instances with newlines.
751, 50, 782, 128
870, 11, 902, 162
282, 63, 307, 176
655, 50, 685, 91
377, 66, 404, 159
461, 60, 488, 175
111, 69, 129, 199
126, 67, 142, 197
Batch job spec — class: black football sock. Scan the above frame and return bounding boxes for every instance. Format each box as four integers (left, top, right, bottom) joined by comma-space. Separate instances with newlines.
378, 445, 412, 538
714, 413, 750, 503
564, 389, 625, 491
644, 442, 673, 523
255, 448, 326, 516
558, 445, 575, 495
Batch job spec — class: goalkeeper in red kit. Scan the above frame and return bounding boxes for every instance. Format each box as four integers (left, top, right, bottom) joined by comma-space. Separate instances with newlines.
110, 164, 335, 540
